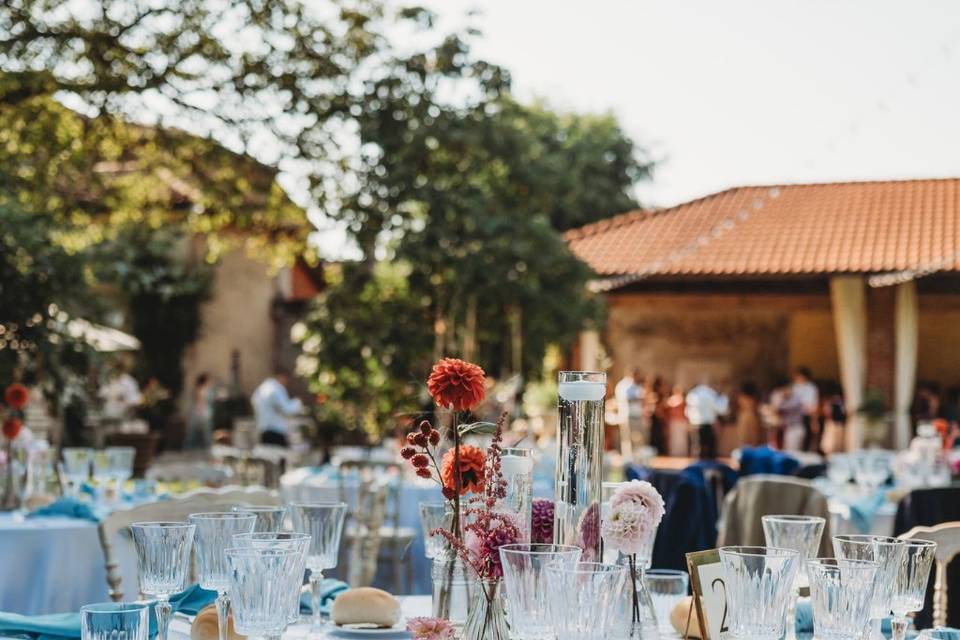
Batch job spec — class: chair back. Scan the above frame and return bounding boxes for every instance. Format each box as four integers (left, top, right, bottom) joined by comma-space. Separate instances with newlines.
97, 485, 281, 601
337, 460, 403, 532
344, 477, 388, 586
901, 522, 960, 628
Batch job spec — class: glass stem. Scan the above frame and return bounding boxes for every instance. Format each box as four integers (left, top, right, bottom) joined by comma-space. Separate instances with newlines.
215, 591, 230, 640
155, 597, 172, 640
310, 569, 324, 631
784, 584, 798, 640
891, 616, 908, 640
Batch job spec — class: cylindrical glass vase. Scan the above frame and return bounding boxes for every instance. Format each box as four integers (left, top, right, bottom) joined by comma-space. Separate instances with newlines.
554, 371, 606, 561
499, 448, 533, 540
431, 552, 475, 630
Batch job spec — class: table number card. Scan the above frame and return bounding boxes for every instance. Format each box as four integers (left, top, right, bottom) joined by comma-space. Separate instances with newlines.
686, 549, 729, 640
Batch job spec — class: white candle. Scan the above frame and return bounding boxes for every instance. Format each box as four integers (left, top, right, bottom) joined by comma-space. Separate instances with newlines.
501, 453, 533, 476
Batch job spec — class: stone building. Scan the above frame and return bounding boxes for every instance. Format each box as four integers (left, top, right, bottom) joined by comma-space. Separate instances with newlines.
565, 177, 960, 449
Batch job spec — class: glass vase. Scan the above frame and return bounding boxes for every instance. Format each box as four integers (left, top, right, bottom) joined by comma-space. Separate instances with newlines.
431, 552, 475, 630
555, 371, 605, 561
614, 555, 660, 639
499, 447, 533, 539
462, 578, 509, 640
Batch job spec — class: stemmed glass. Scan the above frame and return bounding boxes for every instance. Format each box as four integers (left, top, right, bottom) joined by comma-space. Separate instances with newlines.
130, 522, 195, 640
547, 562, 628, 640
107, 446, 136, 497
233, 532, 312, 624
891, 539, 937, 640
807, 558, 878, 640
418, 502, 452, 559
762, 515, 825, 640
225, 547, 303, 640
189, 513, 257, 640
92, 450, 113, 502
61, 448, 92, 497
289, 502, 347, 633
833, 534, 906, 640
499, 543, 583, 640
232, 505, 287, 532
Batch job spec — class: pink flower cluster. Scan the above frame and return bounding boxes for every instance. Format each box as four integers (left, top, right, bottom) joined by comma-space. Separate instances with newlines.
406, 617, 455, 640
601, 480, 665, 556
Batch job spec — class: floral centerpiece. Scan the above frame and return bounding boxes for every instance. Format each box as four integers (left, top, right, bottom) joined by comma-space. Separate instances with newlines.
1, 383, 28, 510
601, 480, 665, 635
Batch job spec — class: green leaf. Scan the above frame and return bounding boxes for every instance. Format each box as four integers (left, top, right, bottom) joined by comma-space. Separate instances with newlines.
458, 421, 498, 437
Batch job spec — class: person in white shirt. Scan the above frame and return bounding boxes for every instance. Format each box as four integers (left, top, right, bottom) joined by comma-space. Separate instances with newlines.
251, 370, 304, 447
685, 377, 729, 459
791, 366, 820, 452
99, 362, 143, 423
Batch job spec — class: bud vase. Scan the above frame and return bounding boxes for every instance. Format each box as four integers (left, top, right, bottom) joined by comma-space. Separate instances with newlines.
431, 552, 474, 630
462, 578, 509, 640
614, 554, 660, 639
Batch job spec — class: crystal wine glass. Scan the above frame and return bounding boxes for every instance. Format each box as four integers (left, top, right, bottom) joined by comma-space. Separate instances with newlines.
232, 505, 287, 532
61, 448, 92, 497
891, 539, 937, 640
92, 450, 113, 503
189, 513, 257, 640
107, 446, 136, 496
289, 502, 347, 633
762, 515, 825, 640
130, 522, 195, 640
225, 546, 303, 640
233, 531, 312, 624
832, 534, 906, 640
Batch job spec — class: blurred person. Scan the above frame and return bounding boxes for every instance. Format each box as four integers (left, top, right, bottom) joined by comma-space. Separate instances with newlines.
819, 381, 847, 454
251, 368, 304, 447
99, 359, 142, 423
792, 366, 820, 452
647, 375, 669, 454
775, 384, 806, 452
185, 373, 214, 450
736, 381, 763, 447
685, 376, 728, 459
665, 385, 689, 456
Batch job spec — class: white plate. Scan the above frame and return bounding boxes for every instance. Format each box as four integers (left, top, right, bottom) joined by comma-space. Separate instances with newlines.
326, 626, 411, 639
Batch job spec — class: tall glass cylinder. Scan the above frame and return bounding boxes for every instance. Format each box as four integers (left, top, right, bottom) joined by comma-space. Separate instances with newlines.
499, 448, 533, 540
554, 371, 606, 561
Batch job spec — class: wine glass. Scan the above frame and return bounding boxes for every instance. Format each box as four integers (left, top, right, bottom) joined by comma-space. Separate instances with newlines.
232, 505, 287, 532
189, 513, 257, 640
832, 534, 906, 640
891, 539, 937, 640
92, 450, 113, 503
762, 515, 825, 640
107, 446, 136, 496
61, 448, 92, 497
288, 502, 347, 634
826, 453, 852, 486
233, 531, 312, 624
130, 522, 195, 640
225, 547, 303, 640
418, 502, 452, 559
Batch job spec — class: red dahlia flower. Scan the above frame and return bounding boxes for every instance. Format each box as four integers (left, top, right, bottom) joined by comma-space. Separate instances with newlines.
440, 444, 486, 495
427, 358, 485, 412
2, 417, 22, 440
3, 383, 28, 410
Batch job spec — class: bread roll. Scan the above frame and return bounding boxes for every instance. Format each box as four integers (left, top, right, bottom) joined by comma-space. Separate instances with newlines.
331, 587, 400, 628
191, 605, 244, 640
670, 596, 703, 639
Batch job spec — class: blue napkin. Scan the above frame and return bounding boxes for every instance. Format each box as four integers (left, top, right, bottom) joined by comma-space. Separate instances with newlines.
0, 585, 217, 640
26, 498, 100, 522
848, 489, 888, 534
298, 579, 349, 615
923, 630, 960, 639
796, 600, 902, 637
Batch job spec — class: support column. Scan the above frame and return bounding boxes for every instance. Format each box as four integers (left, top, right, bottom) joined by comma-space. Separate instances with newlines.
578, 330, 601, 372
830, 276, 868, 450
894, 281, 918, 451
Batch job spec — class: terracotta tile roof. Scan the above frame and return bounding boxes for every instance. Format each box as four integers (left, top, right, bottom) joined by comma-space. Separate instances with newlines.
565, 178, 960, 286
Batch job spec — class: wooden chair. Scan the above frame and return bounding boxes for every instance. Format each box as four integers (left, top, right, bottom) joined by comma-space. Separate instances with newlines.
901, 521, 960, 628
344, 477, 388, 587
97, 485, 281, 601
338, 460, 416, 593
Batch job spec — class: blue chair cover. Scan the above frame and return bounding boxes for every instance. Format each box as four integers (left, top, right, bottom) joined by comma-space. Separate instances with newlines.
738, 445, 800, 477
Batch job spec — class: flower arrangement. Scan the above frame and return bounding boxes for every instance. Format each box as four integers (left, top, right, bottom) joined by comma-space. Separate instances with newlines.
406, 617, 456, 640
531, 498, 554, 544
600, 480, 665, 631
1, 383, 28, 510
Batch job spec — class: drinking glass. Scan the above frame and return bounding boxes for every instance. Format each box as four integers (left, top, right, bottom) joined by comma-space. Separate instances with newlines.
719, 546, 799, 640
92, 450, 113, 501
832, 534, 906, 640
418, 502, 452, 559
107, 446, 136, 494
499, 543, 583, 640
891, 539, 937, 640
807, 558, 879, 640
232, 505, 286, 532
189, 512, 257, 640
288, 502, 347, 633
80, 602, 149, 640
546, 562, 627, 640
646, 569, 689, 639
130, 522, 195, 640
499, 447, 534, 540
762, 515, 826, 640
226, 547, 303, 640
62, 448, 92, 496
826, 453, 852, 486
233, 531, 312, 624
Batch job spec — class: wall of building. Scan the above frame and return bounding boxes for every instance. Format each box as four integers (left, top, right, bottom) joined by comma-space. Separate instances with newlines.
788, 309, 840, 383
917, 294, 960, 387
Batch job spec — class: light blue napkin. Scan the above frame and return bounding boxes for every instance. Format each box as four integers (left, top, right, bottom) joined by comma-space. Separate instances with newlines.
0, 585, 217, 640
923, 629, 960, 639
298, 579, 349, 615
26, 498, 100, 523
848, 489, 888, 534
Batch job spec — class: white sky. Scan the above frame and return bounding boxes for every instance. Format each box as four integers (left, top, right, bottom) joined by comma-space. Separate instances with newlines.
412, 0, 960, 208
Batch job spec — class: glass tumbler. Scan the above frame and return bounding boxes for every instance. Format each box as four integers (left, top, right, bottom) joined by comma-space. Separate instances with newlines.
499, 543, 582, 640
546, 561, 628, 640
233, 531, 312, 624
232, 505, 286, 532
226, 547, 303, 640
719, 546, 799, 640
81, 602, 149, 640
646, 569, 689, 639
419, 502, 452, 559
807, 558, 879, 640
832, 534, 906, 640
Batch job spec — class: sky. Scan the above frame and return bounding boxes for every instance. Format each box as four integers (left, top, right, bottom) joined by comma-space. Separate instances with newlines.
411, 0, 960, 208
